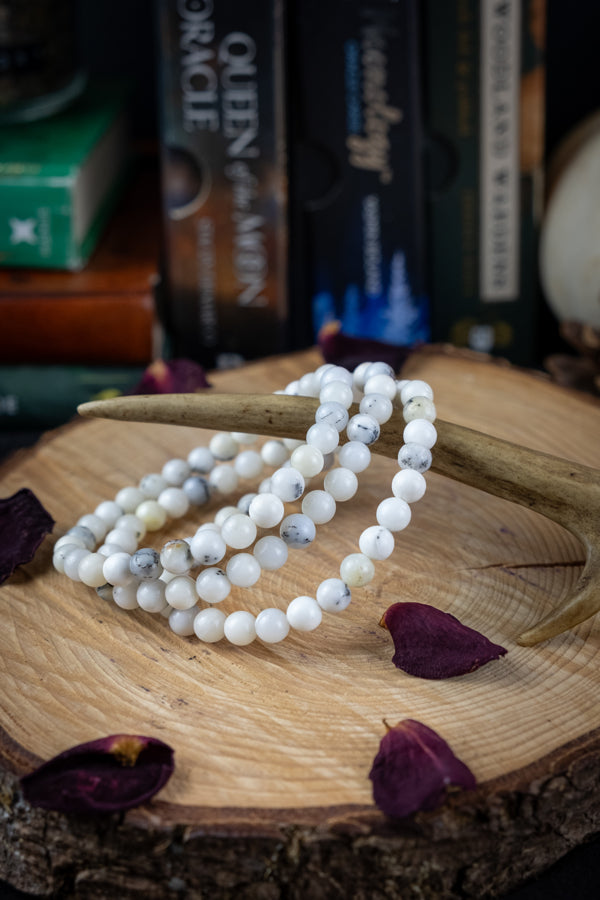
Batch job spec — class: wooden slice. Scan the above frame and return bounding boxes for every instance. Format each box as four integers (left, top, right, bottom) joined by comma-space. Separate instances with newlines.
1, 347, 600, 899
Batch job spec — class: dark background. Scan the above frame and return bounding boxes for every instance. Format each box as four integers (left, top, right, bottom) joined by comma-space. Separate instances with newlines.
2, 1, 600, 897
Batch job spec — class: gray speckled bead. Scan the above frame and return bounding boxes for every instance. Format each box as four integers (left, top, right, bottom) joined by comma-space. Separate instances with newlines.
183, 475, 212, 506
130, 547, 163, 580
397, 442, 432, 473
346, 413, 381, 445
280, 513, 316, 548
403, 395, 437, 423
95, 583, 113, 602
66, 525, 97, 550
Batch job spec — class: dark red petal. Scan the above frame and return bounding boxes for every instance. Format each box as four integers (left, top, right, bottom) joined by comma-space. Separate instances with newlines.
381, 602, 507, 679
317, 322, 414, 373
369, 718, 476, 818
0, 488, 54, 584
132, 358, 211, 394
20, 734, 174, 814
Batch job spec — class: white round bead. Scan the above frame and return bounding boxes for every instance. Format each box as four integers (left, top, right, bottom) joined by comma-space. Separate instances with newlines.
290, 444, 325, 478
139, 473, 169, 499
280, 513, 316, 548
53, 543, 83, 573
234, 450, 264, 480
158, 487, 190, 518
365, 361, 395, 381
103, 551, 135, 586
209, 464, 239, 494
315, 401, 349, 432
115, 514, 146, 541
224, 610, 256, 646
94, 501, 123, 529
160, 539, 193, 574
77, 552, 107, 587
214, 505, 237, 527
346, 413, 380, 445
364, 373, 397, 400
193, 607, 226, 642
297, 371, 321, 397
316, 578, 352, 612
391, 468, 427, 503
130, 547, 163, 580
112, 584, 139, 610
226, 552, 261, 587
161, 457, 191, 485
189, 530, 227, 565
359, 525, 395, 560
283, 437, 304, 451
221, 513, 258, 550
337, 441, 371, 473
76, 514, 106, 543
359, 392, 393, 424
253, 535, 288, 570
323, 467, 358, 502
248, 493, 285, 529
195, 567, 231, 603
339, 553, 375, 587
302, 490, 336, 524
306, 422, 339, 454
135, 500, 168, 531
168, 606, 198, 636
104, 527, 138, 554
237, 492, 257, 514
183, 475, 212, 506
115, 486, 146, 513
400, 379, 434, 405
270, 466, 305, 502
319, 380, 354, 408
55, 533, 87, 552
286, 595, 322, 631
284, 379, 300, 395
352, 360, 373, 390
260, 439, 289, 467
255, 608, 290, 643
376, 496, 412, 531
97, 542, 124, 558
398, 443, 433, 472
209, 432, 239, 460
320, 365, 353, 386
403, 395, 437, 423
165, 575, 198, 610
66, 525, 96, 550
258, 477, 273, 493
403, 418, 437, 450
137, 580, 168, 613
63, 547, 90, 581
187, 445, 215, 473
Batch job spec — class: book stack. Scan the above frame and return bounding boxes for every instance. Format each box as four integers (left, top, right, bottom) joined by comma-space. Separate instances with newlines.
153, 0, 547, 369
0, 158, 164, 431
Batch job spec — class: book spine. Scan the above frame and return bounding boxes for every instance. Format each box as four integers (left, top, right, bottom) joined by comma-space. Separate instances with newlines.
0, 292, 162, 365
155, 0, 289, 367
287, 0, 429, 350
0, 365, 146, 430
425, 0, 546, 366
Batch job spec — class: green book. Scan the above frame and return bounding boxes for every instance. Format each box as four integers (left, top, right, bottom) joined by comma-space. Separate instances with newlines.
0, 364, 145, 429
0, 80, 129, 271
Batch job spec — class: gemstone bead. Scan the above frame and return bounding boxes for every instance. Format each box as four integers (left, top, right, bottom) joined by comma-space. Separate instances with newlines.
306, 422, 339, 454
115, 486, 146, 513
316, 578, 351, 612
209, 465, 239, 494
403, 395, 437, 423
363, 373, 397, 400
187, 446, 215, 473
160, 539, 193, 574
403, 419, 437, 450
77, 552, 107, 587
397, 443, 433, 473
286, 595, 322, 631
168, 606, 198, 636
255, 608, 290, 643
94, 501, 123, 529
226, 552, 261, 587
337, 441, 371, 473
400, 380, 433, 405
270, 466, 305, 502
260, 439, 289, 467
346, 413, 380, 445
104, 527, 138, 554
248, 493, 285, 529
280, 513, 316, 548
358, 525, 394, 560
113, 584, 139, 609
315, 401, 349, 432
290, 444, 325, 478
302, 490, 336, 524
63, 547, 90, 581
209, 432, 239, 460
66, 524, 96, 550
391, 469, 427, 503
158, 487, 190, 518
224, 610, 256, 645
234, 450, 264, 479
161, 458, 191, 485
189, 530, 226, 565
137, 580, 168, 613
130, 547, 163, 580
139, 473, 168, 499
193, 607, 226, 642
253, 535, 288, 570
376, 497, 412, 531
165, 575, 198, 610
221, 513, 258, 549
323, 467, 358, 502
339, 553, 375, 587
135, 500, 168, 531
195, 567, 231, 603
103, 552, 135, 586
359, 392, 393, 424
76, 515, 106, 543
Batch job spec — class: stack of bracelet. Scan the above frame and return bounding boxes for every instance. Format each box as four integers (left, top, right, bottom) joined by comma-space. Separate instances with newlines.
53, 362, 436, 647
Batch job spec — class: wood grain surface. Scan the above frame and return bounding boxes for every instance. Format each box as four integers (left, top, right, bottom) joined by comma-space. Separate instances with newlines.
1, 347, 600, 899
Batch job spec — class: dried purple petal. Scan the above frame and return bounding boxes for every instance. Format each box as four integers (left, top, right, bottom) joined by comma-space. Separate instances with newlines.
369, 718, 476, 819
132, 358, 211, 394
317, 321, 414, 373
0, 488, 54, 584
21, 734, 174, 814
381, 602, 507, 679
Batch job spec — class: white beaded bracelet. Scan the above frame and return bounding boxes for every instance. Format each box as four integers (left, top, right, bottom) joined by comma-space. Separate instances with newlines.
53, 362, 436, 648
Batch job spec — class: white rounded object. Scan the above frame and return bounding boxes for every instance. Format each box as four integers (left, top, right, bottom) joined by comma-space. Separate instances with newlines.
363, 373, 397, 400
224, 610, 256, 645
221, 513, 258, 550
161, 457, 191, 485
76, 513, 106, 543
316, 578, 352, 612
290, 444, 325, 478
302, 490, 336, 524
214, 505, 237, 527
270, 466, 305, 502
77, 552, 107, 587
168, 606, 198, 636
359, 392, 393, 424
194, 607, 226, 642
94, 500, 123, 529
160, 539, 192, 574
323, 467, 358, 502
209, 464, 239, 494
234, 450, 264, 479
253, 535, 288, 570
255, 608, 290, 643
315, 401, 349, 432
112, 584, 139, 610
346, 413, 380, 445
137, 580, 168, 613
189, 530, 226, 565
226, 552, 261, 587
359, 525, 395, 560
165, 575, 198, 610
103, 551, 134, 586
391, 469, 427, 503
340, 552, 375, 587
115, 486, 145, 513
337, 441, 371, 473
540, 113, 600, 328
248, 493, 285, 529
135, 500, 168, 531
306, 422, 339, 454
209, 432, 239, 460
319, 380, 354, 408
158, 487, 190, 518
376, 497, 412, 531
260, 440, 289, 467
403, 419, 438, 450
286, 595, 322, 631
115, 514, 146, 541
139, 473, 168, 499
63, 547, 90, 581
400, 380, 433, 405
196, 567, 231, 603
104, 527, 138, 554
187, 446, 215, 473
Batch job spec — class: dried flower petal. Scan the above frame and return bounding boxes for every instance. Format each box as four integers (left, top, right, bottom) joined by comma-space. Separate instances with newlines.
0, 488, 54, 584
133, 358, 211, 394
317, 321, 414, 373
369, 718, 476, 818
381, 602, 507, 679
21, 734, 174, 814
